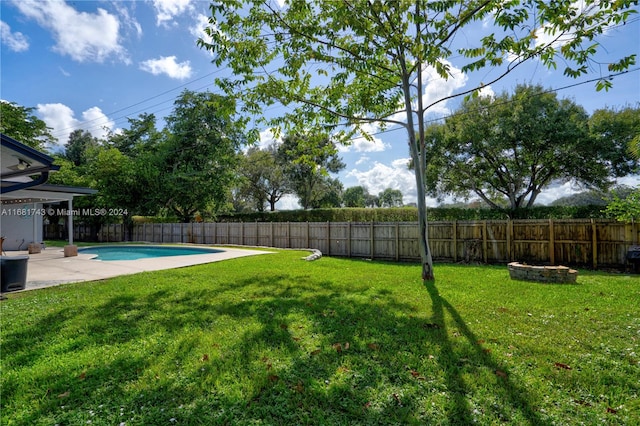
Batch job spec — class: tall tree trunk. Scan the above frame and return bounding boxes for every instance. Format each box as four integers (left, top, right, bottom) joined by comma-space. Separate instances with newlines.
399, 46, 435, 282
413, 148, 435, 282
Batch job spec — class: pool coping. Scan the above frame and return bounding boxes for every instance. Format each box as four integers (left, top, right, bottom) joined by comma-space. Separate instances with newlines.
1, 245, 274, 292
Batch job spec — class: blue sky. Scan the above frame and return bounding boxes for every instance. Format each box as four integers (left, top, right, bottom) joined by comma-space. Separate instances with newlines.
1, 0, 639, 209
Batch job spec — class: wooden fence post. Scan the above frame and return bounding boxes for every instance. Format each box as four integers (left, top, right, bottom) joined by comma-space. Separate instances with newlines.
370, 221, 374, 259
395, 222, 399, 262
327, 221, 330, 255
506, 219, 512, 262
452, 220, 457, 263
591, 219, 598, 269
306, 222, 309, 248
482, 220, 488, 263
548, 219, 555, 265
625, 221, 633, 246
347, 222, 352, 258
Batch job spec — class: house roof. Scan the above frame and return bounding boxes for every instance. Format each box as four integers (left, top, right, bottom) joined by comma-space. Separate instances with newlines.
0, 182, 98, 205
1, 133, 61, 194
1, 133, 96, 201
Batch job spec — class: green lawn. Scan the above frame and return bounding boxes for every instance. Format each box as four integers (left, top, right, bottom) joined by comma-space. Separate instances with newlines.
1, 250, 638, 425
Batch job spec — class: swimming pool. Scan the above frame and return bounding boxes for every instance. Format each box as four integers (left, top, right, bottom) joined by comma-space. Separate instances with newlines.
78, 245, 222, 261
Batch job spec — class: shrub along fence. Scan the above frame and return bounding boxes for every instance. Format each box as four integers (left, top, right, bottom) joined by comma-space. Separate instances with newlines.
71, 219, 640, 270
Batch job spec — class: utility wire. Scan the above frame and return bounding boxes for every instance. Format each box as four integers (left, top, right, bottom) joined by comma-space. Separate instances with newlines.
50, 68, 229, 139
345, 67, 640, 141
52, 65, 638, 144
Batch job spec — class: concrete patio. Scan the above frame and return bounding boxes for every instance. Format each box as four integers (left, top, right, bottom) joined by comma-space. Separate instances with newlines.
1, 245, 273, 292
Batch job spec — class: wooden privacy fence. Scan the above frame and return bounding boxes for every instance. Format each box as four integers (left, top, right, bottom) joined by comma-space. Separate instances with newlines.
71, 219, 640, 269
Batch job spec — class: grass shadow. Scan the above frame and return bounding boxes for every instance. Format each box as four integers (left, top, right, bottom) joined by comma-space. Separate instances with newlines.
425, 282, 545, 424
3, 258, 576, 424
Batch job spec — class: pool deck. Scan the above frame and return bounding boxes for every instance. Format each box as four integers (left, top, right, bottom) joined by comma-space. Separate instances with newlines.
1, 245, 274, 292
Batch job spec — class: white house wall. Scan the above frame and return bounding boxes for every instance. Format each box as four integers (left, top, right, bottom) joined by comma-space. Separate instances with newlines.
1, 203, 43, 250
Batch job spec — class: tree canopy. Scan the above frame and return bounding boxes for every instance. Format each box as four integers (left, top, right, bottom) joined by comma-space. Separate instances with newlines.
378, 188, 403, 207
158, 90, 249, 222
240, 144, 290, 212
343, 186, 368, 208
64, 129, 99, 167
276, 133, 345, 210
605, 187, 640, 222
46, 91, 248, 226
199, 0, 637, 281
588, 106, 640, 176
426, 85, 637, 211
0, 101, 55, 151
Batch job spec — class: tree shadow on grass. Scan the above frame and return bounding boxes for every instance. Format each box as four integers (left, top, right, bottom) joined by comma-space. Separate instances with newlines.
3, 270, 546, 425
424, 282, 544, 425
0, 306, 84, 368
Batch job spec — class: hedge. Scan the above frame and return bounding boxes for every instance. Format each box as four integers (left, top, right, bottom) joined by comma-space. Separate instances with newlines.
208, 205, 608, 223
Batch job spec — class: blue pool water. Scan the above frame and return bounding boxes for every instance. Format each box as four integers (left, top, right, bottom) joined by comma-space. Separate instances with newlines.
79, 245, 222, 261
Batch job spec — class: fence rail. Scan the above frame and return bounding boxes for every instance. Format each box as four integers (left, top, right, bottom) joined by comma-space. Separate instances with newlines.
51, 219, 639, 269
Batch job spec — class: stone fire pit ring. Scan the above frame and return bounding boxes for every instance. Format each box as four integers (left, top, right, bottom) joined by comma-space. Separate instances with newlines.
508, 262, 578, 284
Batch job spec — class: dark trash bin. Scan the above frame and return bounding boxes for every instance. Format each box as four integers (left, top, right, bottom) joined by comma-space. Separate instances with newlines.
627, 246, 640, 273
1, 255, 29, 292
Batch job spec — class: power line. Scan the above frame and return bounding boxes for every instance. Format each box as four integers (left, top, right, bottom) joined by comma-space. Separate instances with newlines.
50, 67, 229, 139
346, 67, 640, 141
52, 64, 638, 144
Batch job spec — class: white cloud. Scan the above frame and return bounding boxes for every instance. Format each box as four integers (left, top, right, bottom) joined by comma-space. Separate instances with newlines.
190, 12, 228, 56
37, 103, 114, 146
276, 194, 300, 210
532, 2, 613, 55
535, 175, 640, 205
535, 181, 580, 205
190, 13, 212, 45
477, 85, 495, 99
342, 122, 389, 153
355, 155, 370, 166
80, 107, 115, 139
420, 60, 468, 116
350, 135, 387, 153
113, 1, 142, 38
153, 0, 194, 26
257, 128, 283, 150
347, 159, 435, 206
0, 21, 29, 52
139, 56, 192, 79
384, 59, 468, 124
11, 0, 127, 63
615, 175, 640, 188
